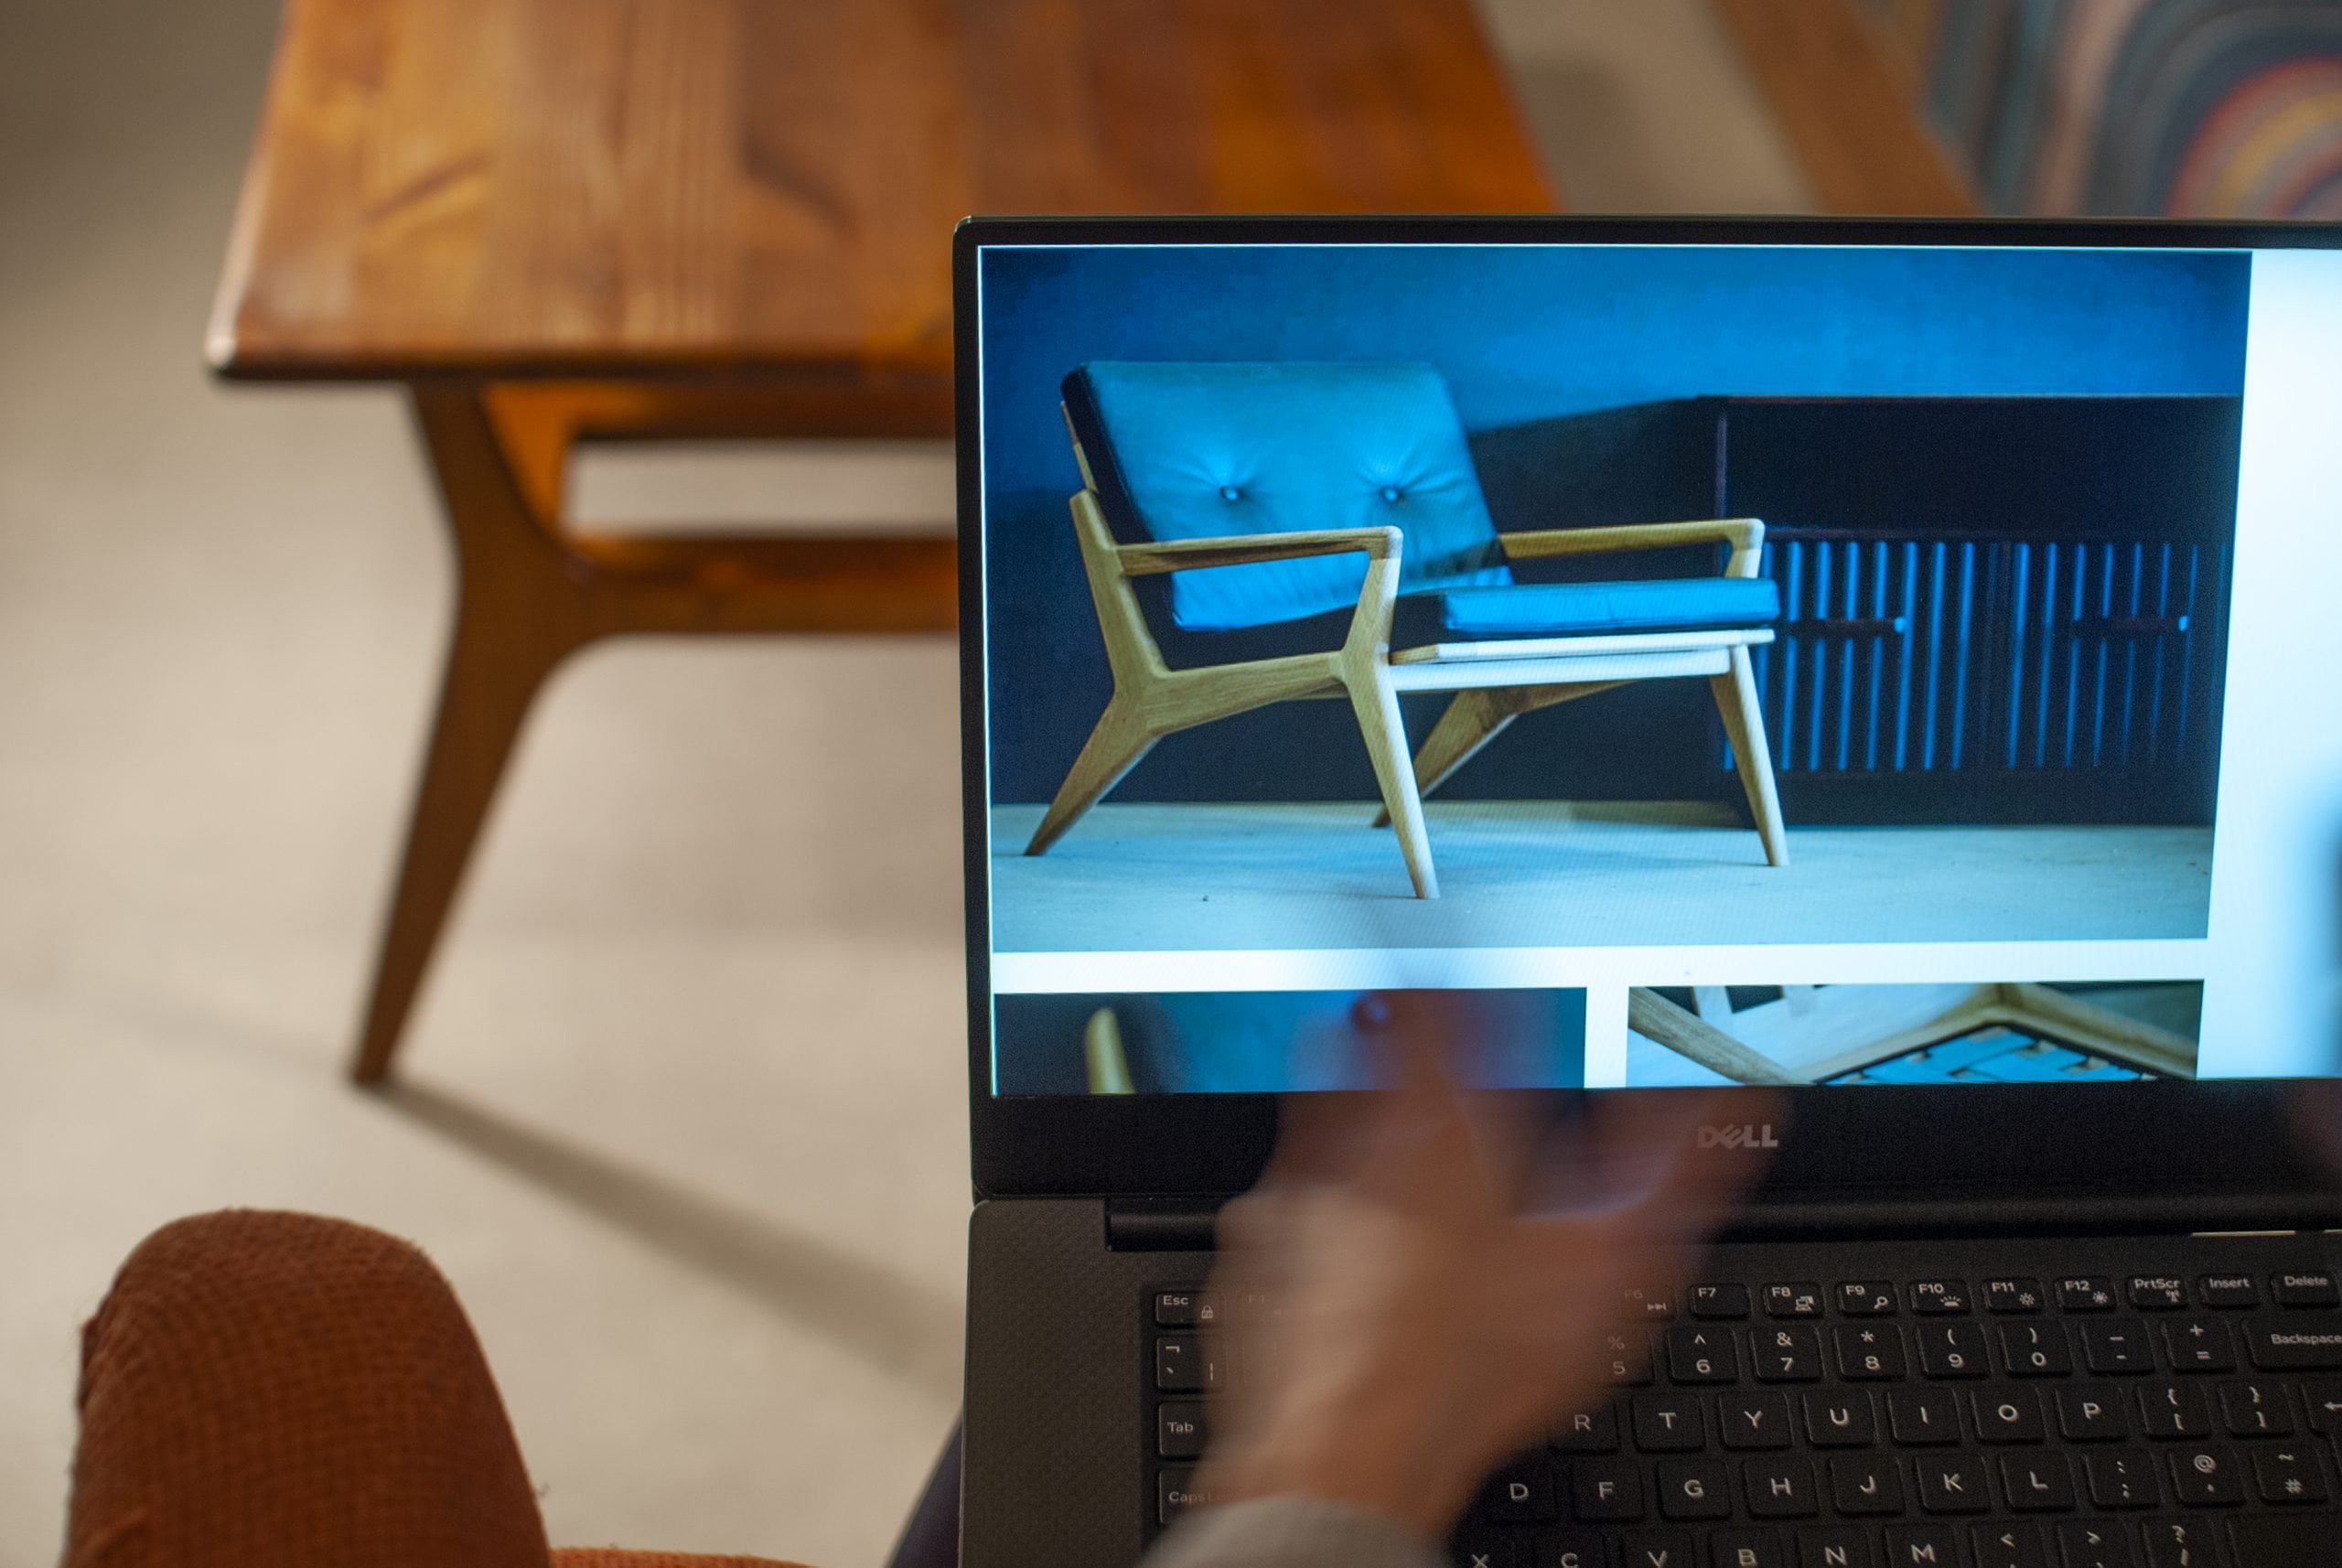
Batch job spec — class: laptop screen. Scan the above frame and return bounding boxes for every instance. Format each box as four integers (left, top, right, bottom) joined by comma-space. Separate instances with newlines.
966, 233, 2342, 1098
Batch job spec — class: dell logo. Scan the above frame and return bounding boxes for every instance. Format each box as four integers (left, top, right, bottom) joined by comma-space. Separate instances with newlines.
1698, 1124, 1779, 1150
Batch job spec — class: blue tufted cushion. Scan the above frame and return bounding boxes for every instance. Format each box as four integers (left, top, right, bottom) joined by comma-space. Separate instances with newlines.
1151, 576, 1781, 669
1064, 362, 1511, 631
1389, 577, 1782, 647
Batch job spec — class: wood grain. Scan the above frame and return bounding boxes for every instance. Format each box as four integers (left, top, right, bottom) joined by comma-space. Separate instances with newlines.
1710, 0, 1979, 216
209, 0, 1554, 381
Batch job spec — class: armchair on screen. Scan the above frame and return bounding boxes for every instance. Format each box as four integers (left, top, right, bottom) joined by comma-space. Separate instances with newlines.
1024, 361, 1790, 897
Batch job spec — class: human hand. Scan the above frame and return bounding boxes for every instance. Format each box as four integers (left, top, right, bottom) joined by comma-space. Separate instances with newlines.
1195, 993, 1778, 1541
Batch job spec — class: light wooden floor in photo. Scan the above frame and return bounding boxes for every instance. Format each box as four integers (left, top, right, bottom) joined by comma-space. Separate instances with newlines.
991, 803, 2212, 952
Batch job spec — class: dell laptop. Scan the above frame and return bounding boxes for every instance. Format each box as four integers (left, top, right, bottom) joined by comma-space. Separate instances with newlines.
951, 216, 2342, 1568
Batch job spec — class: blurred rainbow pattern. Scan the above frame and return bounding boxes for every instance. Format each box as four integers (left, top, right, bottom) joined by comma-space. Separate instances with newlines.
1895, 0, 2342, 217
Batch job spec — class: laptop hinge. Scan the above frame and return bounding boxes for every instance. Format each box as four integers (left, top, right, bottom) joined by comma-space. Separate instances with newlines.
1105, 1198, 1224, 1251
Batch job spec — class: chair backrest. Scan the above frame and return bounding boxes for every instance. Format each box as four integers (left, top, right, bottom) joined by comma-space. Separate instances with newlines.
1062, 361, 1510, 631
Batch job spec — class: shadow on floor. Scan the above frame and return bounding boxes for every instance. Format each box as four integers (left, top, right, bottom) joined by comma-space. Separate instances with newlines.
379, 1080, 964, 1406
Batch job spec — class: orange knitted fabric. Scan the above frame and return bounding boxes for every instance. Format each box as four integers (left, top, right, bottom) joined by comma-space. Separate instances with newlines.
62, 1210, 803, 1568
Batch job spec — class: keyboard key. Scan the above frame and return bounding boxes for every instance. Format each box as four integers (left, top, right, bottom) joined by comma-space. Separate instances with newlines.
2245, 1314, 2342, 1370
1626, 1286, 1676, 1322
1153, 1290, 1208, 1326
1798, 1527, 1878, 1568
1972, 1520, 2047, 1568
1572, 1458, 1645, 1521
2136, 1519, 2217, 1568
1552, 1402, 1620, 1453
1767, 1283, 1825, 1319
2055, 1520, 2136, 1568
1754, 1325, 1825, 1382
2164, 1446, 2242, 1507
1617, 1530, 1691, 1568
1156, 1466, 1220, 1524
2137, 1384, 2211, 1440
2002, 1453, 2077, 1511
1719, 1391, 1793, 1450
1155, 1336, 1208, 1391
2272, 1271, 2340, 1308
1653, 1456, 1730, 1520
1887, 1388, 1962, 1445
1912, 1280, 1971, 1316
2060, 1277, 2119, 1314
1548, 1530, 1606, 1568
1830, 1455, 1906, 1515
2249, 1444, 2328, 1504
1669, 1326, 1741, 1384
2304, 1376, 2342, 1433
2196, 1274, 2257, 1310
1691, 1283, 1752, 1320
1835, 1324, 1908, 1380
1712, 1530, 1789, 1568
2227, 1514, 2333, 1564
1745, 1455, 1820, 1519
1804, 1390, 1877, 1448
1451, 1535, 1521, 1568
1603, 1328, 1658, 1384
1156, 1402, 1205, 1458
1917, 1322, 1989, 1379
1885, 1526, 1967, 1566
1975, 1388, 2047, 1444
1481, 1454, 1558, 1522
1987, 1278, 2047, 1315
1841, 1282, 1898, 1316
1916, 1454, 1992, 1514
2130, 1277, 2187, 1312
2057, 1386, 2131, 1441
2081, 1321, 2154, 1375
2217, 1380, 2290, 1438
2157, 1318, 2233, 1375
1634, 1392, 1706, 1452
2087, 1452, 2158, 1509
1999, 1322, 2072, 1378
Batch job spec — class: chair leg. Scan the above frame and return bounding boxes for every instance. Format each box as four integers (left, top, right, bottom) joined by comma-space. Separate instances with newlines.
1370, 688, 1518, 827
1345, 670, 1438, 898
1711, 647, 1789, 867
1025, 700, 1158, 856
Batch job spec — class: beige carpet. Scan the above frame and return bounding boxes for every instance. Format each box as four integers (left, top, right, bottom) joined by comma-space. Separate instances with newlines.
0, 0, 1803, 1561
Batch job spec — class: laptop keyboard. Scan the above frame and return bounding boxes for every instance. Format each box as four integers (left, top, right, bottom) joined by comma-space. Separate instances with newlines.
1146, 1258, 2342, 1567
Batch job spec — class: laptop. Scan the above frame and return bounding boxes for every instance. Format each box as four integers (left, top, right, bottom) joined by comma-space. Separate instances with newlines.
951, 215, 2342, 1568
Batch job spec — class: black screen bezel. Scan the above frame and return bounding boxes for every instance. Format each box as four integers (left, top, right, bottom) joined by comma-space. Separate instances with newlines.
955, 212, 2342, 1208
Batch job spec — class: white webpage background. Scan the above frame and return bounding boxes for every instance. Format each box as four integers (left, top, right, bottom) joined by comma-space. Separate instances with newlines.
2196, 249, 2342, 1079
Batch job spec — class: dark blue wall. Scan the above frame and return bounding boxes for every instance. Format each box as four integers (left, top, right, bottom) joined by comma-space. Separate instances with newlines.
976, 244, 2251, 805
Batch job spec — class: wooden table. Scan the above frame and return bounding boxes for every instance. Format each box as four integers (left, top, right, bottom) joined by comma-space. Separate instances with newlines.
209, 0, 1552, 1085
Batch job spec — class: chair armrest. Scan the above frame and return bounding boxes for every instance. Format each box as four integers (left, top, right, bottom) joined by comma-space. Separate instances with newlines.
1115, 526, 1402, 576
1499, 518, 1767, 577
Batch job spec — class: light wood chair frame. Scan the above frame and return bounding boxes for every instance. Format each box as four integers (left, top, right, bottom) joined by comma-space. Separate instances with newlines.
1023, 411, 1791, 897
1628, 983, 2198, 1086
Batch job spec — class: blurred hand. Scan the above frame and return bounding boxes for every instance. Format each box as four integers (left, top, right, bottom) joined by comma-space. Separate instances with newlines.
1196, 993, 1778, 1541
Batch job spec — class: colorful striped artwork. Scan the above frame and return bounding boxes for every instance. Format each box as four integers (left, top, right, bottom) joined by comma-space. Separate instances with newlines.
1879, 0, 2342, 217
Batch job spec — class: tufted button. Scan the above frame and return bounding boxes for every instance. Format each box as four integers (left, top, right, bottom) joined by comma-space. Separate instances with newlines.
1379, 485, 1402, 502
1219, 485, 1241, 501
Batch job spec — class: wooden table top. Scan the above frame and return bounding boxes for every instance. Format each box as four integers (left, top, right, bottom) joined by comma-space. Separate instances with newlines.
208, 0, 1552, 383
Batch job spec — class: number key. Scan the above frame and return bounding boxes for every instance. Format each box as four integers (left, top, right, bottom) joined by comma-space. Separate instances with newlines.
1916, 1321, 1988, 1378
1753, 1324, 1823, 1382
1832, 1323, 1907, 1380
1666, 1325, 1739, 1384
1999, 1321, 2073, 1377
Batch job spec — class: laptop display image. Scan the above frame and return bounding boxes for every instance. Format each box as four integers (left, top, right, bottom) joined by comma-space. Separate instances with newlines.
951, 218, 2342, 1568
